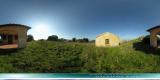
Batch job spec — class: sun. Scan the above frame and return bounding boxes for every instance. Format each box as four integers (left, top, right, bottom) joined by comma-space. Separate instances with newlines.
30, 22, 52, 40
35, 23, 48, 33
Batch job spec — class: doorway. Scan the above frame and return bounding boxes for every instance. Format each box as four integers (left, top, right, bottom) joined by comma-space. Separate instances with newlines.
105, 39, 109, 44
8, 35, 13, 44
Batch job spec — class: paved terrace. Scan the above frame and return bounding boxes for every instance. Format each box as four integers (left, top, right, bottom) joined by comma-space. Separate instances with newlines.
0, 44, 18, 49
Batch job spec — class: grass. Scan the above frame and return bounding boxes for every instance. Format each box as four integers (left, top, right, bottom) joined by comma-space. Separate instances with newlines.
0, 38, 159, 73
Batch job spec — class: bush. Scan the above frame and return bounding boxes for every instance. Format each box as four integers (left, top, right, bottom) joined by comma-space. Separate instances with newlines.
47, 35, 58, 41
59, 38, 67, 42
82, 38, 89, 42
72, 38, 76, 42
77, 38, 89, 42
142, 35, 150, 44
27, 35, 34, 42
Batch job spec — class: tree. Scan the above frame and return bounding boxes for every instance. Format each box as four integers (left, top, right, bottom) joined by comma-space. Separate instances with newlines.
38, 39, 45, 41
142, 35, 150, 44
59, 38, 67, 42
27, 35, 34, 42
77, 38, 89, 42
90, 40, 95, 43
47, 35, 58, 41
83, 38, 89, 42
72, 37, 76, 42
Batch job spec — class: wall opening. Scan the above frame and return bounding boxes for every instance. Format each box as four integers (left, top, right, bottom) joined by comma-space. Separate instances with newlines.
0, 34, 18, 49
105, 39, 109, 44
157, 34, 160, 48
8, 35, 13, 44
0, 35, 2, 45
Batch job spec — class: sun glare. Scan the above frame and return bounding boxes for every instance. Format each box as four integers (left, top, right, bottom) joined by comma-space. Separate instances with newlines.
36, 24, 48, 32
30, 22, 52, 40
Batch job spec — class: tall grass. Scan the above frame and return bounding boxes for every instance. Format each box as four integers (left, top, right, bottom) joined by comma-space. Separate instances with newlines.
0, 39, 159, 73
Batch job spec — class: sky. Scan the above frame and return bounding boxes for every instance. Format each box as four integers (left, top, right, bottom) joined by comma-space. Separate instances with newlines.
0, 0, 160, 40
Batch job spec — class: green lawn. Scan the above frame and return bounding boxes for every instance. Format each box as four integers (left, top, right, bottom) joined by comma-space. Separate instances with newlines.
0, 39, 160, 73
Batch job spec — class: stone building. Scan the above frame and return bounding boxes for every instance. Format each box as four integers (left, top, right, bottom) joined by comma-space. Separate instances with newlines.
96, 32, 121, 47
147, 25, 160, 48
0, 24, 31, 48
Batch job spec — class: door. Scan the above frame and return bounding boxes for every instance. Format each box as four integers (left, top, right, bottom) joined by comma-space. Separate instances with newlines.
8, 35, 13, 44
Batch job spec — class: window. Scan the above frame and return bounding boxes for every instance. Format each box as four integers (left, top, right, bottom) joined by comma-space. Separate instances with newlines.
105, 39, 109, 44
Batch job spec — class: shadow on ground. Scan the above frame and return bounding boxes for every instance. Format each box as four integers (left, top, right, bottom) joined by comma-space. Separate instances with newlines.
0, 48, 19, 55
133, 41, 160, 55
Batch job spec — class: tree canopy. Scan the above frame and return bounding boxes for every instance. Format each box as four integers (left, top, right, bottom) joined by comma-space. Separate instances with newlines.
27, 35, 34, 42
47, 35, 58, 41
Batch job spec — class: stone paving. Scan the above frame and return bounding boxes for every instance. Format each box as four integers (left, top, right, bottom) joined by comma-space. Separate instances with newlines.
0, 44, 18, 49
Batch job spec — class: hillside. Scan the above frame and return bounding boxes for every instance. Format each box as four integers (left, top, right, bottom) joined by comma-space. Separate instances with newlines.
0, 38, 160, 73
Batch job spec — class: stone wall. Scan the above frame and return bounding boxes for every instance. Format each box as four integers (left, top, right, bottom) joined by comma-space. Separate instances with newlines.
0, 26, 29, 48
149, 28, 160, 47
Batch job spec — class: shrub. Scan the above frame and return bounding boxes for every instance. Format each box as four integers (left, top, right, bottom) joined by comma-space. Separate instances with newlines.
47, 35, 58, 41
77, 38, 89, 42
72, 37, 76, 42
27, 35, 34, 42
142, 35, 150, 44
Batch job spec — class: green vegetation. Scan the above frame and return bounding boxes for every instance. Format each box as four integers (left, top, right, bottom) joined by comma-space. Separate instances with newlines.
47, 35, 59, 41
0, 38, 160, 73
27, 35, 34, 42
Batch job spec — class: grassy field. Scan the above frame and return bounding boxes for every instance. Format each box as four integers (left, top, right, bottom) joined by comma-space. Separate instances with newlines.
0, 38, 160, 73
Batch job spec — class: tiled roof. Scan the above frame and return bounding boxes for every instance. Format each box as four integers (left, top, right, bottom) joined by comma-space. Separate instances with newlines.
147, 25, 160, 32
0, 23, 31, 29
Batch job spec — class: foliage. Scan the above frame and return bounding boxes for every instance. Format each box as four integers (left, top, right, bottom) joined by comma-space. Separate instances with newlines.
71, 37, 89, 42
47, 35, 58, 41
82, 38, 89, 42
59, 38, 67, 42
27, 35, 34, 42
72, 37, 76, 42
90, 40, 95, 43
0, 38, 160, 73
77, 38, 89, 42
142, 35, 150, 44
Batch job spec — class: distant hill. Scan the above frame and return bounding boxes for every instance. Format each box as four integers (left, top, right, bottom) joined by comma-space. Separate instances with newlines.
0, 37, 159, 73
